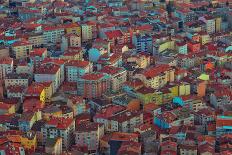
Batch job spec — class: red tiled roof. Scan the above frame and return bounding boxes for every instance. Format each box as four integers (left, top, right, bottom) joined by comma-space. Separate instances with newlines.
99, 65, 123, 75
35, 63, 60, 74
143, 64, 172, 79
30, 48, 47, 57
0, 102, 13, 110
0, 57, 13, 65
11, 40, 31, 47
46, 118, 74, 130
105, 30, 123, 39
26, 83, 45, 95
81, 73, 105, 81
66, 60, 90, 68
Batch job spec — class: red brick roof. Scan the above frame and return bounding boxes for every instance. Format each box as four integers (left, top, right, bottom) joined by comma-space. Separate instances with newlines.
35, 63, 60, 74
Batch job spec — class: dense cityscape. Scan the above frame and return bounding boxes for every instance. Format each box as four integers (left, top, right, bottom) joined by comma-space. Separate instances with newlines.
0, 0, 231, 154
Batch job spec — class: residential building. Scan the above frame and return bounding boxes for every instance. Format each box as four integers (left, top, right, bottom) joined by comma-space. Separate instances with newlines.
45, 137, 63, 155
199, 16, 216, 34
41, 118, 75, 149
0, 57, 13, 80
11, 40, 33, 59
99, 65, 127, 92
4, 73, 32, 88
43, 26, 65, 45
34, 63, 61, 93
77, 72, 111, 99
133, 33, 153, 54
20, 131, 37, 152
75, 122, 104, 151
61, 34, 81, 52
25, 83, 46, 104
65, 60, 92, 82
18, 111, 42, 132
0, 102, 15, 115
81, 24, 92, 43
67, 95, 90, 116
134, 64, 175, 89
30, 48, 48, 69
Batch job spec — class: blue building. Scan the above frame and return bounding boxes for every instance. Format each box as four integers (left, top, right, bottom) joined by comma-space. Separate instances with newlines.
132, 34, 153, 54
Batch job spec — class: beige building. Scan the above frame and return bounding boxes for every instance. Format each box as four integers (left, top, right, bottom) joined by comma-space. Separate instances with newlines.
81, 24, 93, 43
42, 118, 75, 149
0, 46, 10, 58
75, 122, 104, 151
61, 34, 81, 52
11, 41, 33, 59
99, 66, 127, 92
134, 64, 175, 89
28, 33, 44, 47
4, 73, 32, 88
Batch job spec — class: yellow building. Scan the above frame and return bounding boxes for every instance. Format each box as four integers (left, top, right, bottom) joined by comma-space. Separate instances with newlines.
21, 132, 37, 151
179, 83, 191, 96
200, 33, 211, 45
168, 85, 179, 97
215, 17, 222, 32
158, 40, 175, 53
167, 82, 191, 97
40, 82, 53, 103
12, 41, 33, 59
65, 23, 81, 36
